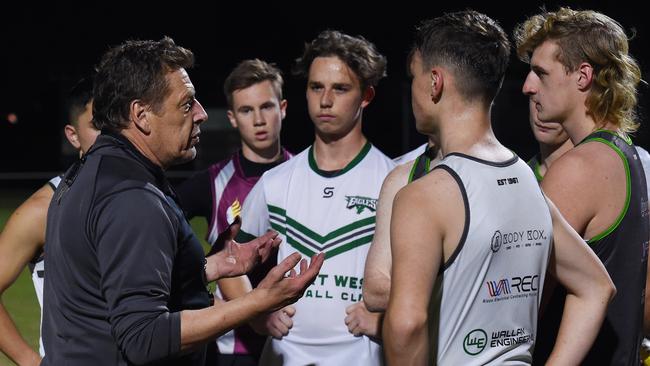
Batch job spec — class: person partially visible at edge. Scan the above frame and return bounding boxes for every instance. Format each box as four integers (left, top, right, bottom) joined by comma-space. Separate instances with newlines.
515, 7, 648, 365
0, 76, 99, 366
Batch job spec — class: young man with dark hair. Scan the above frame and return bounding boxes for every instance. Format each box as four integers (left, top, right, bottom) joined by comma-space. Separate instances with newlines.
383, 11, 614, 365
0, 76, 99, 366
237, 30, 394, 365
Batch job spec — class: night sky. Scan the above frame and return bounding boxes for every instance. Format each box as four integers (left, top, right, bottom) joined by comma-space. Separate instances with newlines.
1, 2, 647, 178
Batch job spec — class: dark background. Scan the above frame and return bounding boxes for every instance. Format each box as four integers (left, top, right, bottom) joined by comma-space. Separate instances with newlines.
1, 2, 648, 185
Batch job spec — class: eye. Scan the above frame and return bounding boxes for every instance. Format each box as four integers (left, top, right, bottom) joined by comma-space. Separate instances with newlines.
184, 99, 195, 112
309, 84, 323, 91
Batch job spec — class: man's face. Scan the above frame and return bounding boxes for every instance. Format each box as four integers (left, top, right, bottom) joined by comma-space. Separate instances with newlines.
523, 40, 580, 125
227, 80, 286, 154
75, 100, 100, 154
306, 56, 369, 139
409, 51, 434, 134
528, 98, 570, 146
148, 68, 207, 168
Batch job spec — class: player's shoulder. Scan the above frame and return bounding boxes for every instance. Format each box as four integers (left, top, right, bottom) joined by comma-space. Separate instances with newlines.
369, 144, 397, 168
398, 167, 458, 207
259, 146, 309, 182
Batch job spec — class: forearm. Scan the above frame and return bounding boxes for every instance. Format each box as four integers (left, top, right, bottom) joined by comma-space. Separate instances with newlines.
0, 301, 41, 366
180, 288, 268, 350
546, 291, 610, 365
217, 275, 252, 300
363, 272, 390, 312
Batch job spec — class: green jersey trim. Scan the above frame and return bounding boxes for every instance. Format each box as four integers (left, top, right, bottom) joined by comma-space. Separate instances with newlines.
529, 157, 543, 182
408, 155, 432, 183
590, 129, 633, 145
268, 204, 375, 258
308, 142, 372, 178
582, 137, 632, 244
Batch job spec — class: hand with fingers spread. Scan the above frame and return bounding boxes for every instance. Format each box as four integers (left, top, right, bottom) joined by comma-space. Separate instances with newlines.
344, 301, 382, 339
250, 305, 295, 340
205, 216, 282, 281
257, 252, 325, 312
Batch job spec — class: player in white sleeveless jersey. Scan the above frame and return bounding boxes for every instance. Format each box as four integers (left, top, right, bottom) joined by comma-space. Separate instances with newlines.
237, 30, 392, 366
0, 77, 99, 365
383, 11, 614, 365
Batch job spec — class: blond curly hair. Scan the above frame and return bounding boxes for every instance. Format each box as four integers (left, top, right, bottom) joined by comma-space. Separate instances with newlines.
514, 7, 642, 134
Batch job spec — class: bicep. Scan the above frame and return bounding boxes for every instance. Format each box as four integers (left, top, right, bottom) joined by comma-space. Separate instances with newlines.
547, 197, 609, 295
388, 186, 442, 313
365, 171, 407, 281
0, 189, 50, 291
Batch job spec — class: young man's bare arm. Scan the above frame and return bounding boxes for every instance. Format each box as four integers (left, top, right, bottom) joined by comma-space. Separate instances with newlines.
544, 196, 615, 365
363, 163, 411, 312
0, 185, 52, 366
383, 170, 462, 365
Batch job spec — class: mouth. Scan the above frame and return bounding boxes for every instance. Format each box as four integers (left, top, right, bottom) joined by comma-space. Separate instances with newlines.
534, 121, 560, 133
189, 130, 201, 147
255, 131, 268, 141
317, 114, 335, 122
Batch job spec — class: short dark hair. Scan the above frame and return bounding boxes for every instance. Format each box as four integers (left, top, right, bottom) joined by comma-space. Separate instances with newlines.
92, 36, 194, 131
223, 59, 284, 109
412, 10, 510, 105
67, 76, 94, 127
293, 30, 387, 90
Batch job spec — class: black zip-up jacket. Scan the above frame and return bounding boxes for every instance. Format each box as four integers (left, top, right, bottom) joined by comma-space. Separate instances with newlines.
42, 132, 210, 366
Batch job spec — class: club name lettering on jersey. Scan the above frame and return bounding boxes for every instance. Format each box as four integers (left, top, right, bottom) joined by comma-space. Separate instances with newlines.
496, 177, 519, 186
345, 196, 378, 214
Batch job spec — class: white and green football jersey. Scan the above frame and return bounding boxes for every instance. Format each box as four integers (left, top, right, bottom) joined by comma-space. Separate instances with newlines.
240, 142, 394, 366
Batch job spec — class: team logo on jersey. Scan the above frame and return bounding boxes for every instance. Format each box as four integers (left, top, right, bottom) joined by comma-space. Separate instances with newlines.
345, 196, 378, 214
463, 329, 487, 355
491, 230, 502, 252
226, 199, 241, 225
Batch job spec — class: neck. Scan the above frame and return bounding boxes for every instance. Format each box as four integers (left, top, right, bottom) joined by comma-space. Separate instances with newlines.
435, 102, 505, 160
120, 127, 167, 170
561, 106, 619, 144
313, 122, 366, 171
241, 141, 282, 163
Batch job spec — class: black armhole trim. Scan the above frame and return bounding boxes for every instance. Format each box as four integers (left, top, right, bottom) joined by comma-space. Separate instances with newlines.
434, 165, 470, 273
47, 181, 57, 191
445, 152, 518, 167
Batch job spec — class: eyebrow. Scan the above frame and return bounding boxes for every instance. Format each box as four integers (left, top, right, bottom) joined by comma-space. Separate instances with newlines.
531, 64, 547, 75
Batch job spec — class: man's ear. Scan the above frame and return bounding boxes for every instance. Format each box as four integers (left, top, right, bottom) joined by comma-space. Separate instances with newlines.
130, 99, 151, 134
227, 110, 238, 129
280, 99, 288, 120
576, 62, 594, 91
64, 124, 81, 149
361, 86, 375, 108
431, 68, 444, 102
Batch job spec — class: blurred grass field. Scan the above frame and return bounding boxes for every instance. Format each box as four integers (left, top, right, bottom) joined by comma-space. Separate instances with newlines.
0, 187, 210, 365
